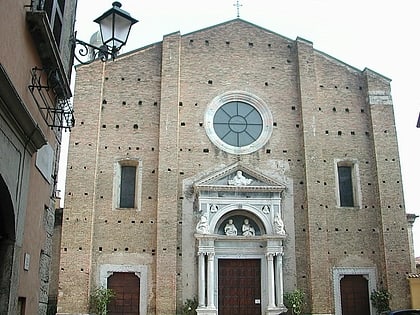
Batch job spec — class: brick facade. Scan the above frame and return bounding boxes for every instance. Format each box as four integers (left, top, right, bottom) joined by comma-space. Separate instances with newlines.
58, 19, 413, 314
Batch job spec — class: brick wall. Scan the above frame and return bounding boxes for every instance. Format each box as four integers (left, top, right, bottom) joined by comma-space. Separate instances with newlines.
58, 19, 411, 314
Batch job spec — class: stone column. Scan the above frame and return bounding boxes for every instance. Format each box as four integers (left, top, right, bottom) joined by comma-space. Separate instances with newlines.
275, 253, 284, 307
198, 252, 206, 307
207, 253, 215, 309
266, 253, 276, 309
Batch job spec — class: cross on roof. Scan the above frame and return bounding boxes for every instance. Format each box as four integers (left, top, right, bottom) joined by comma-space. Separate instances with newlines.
233, 0, 243, 18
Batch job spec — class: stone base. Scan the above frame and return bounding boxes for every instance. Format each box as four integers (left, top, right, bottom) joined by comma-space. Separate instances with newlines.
196, 306, 217, 315
196, 305, 287, 315
266, 305, 288, 315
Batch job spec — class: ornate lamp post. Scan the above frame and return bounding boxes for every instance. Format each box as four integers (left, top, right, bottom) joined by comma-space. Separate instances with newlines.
73, 2, 138, 64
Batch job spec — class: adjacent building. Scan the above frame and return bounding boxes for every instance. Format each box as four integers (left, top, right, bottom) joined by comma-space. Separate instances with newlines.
58, 19, 416, 315
0, 0, 76, 313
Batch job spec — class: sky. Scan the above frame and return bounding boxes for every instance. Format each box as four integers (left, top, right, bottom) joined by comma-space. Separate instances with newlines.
61, 0, 420, 256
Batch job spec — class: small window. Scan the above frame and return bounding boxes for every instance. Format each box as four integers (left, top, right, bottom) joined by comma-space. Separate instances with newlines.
120, 166, 136, 208
338, 166, 354, 207
114, 159, 142, 209
335, 160, 361, 208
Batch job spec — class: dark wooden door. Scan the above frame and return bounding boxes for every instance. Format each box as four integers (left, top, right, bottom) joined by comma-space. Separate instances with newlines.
107, 272, 140, 315
218, 259, 261, 315
340, 275, 370, 315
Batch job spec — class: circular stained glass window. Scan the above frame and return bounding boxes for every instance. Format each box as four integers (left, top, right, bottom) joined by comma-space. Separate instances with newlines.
213, 101, 263, 147
204, 91, 273, 155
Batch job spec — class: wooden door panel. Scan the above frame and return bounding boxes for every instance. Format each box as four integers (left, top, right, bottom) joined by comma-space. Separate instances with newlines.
218, 259, 261, 315
340, 275, 370, 315
107, 272, 140, 315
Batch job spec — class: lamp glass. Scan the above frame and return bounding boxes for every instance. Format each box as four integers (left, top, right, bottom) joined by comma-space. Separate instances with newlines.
113, 14, 133, 46
98, 14, 114, 47
95, 2, 138, 52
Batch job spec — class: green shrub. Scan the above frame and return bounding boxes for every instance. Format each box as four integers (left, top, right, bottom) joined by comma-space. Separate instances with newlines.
284, 289, 305, 315
90, 287, 115, 315
371, 288, 391, 315
182, 296, 198, 315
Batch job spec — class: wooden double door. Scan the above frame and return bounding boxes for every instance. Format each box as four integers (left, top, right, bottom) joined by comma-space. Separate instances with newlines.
218, 259, 261, 315
107, 272, 140, 315
340, 275, 370, 315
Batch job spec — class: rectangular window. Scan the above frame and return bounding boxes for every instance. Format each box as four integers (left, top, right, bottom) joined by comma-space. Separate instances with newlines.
119, 166, 136, 208
113, 159, 142, 210
338, 166, 354, 207
43, 0, 65, 45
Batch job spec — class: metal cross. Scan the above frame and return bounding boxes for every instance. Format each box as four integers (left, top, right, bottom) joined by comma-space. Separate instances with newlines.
233, 0, 243, 18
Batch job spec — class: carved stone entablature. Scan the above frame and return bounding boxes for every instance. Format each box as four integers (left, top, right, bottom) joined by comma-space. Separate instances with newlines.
193, 163, 286, 237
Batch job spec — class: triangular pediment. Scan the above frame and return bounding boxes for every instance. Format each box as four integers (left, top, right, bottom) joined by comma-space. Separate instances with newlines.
181, 18, 295, 46
194, 163, 285, 192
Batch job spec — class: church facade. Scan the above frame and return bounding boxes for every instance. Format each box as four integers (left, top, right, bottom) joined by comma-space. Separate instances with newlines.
57, 19, 415, 315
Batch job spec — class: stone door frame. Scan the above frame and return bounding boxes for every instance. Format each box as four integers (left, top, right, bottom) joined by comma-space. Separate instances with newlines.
332, 267, 377, 315
99, 264, 148, 315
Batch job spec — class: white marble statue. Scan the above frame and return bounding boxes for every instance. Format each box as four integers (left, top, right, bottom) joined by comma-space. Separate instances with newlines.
224, 219, 237, 236
228, 171, 252, 186
242, 218, 255, 236
274, 214, 285, 235
196, 215, 210, 234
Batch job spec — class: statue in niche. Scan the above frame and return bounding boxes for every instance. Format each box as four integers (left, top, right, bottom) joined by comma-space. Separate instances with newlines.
274, 214, 285, 235
228, 171, 252, 186
262, 205, 270, 214
242, 218, 255, 236
210, 204, 218, 213
196, 215, 210, 234
224, 219, 237, 236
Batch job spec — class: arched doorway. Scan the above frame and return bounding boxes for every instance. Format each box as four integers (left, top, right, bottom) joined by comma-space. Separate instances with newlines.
333, 267, 376, 315
340, 275, 370, 315
107, 272, 140, 315
195, 209, 286, 315
192, 164, 290, 315
0, 175, 16, 314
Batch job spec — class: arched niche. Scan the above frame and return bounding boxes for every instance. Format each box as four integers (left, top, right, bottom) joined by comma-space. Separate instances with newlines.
212, 206, 269, 236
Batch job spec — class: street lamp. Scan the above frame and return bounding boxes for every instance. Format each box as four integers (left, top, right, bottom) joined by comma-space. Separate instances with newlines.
73, 2, 138, 64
